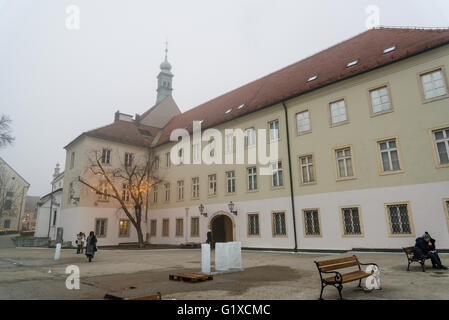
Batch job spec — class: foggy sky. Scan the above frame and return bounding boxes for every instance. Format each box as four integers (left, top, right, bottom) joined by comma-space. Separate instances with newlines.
1, 0, 448, 196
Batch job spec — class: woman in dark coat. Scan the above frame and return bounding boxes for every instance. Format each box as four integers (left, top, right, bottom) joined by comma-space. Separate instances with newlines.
85, 231, 97, 262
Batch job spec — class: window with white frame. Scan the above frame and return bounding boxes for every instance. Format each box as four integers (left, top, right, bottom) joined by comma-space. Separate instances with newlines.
162, 218, 169, 237
192, 177, 200, 198
225, 133, 233, 154
370, 86, 391, 114
378, 138, 401, 172
269, 120, 280, 140
226, 171, 235, 193
271, 161, 284, 187
335, 147, 354, 179
164, 183, 170, 202
247, 167, 257, 191
70, 152, 75, 169
303, 209, 320, 236
177, 180, 184, 200
101, 149, 111, 164
153, 184, 158, 203
119, 219, 130, 237
191, 217, 200, 237
386, 203, 412, 235
150, 219, 157, 236
299, 155, 315, 184
341, 207, 362, 236
95, 218, 107, 237
248, 214, 260, 236
124, 153, 133, 167
433, 127, 449, 165
192, 143, 200, 162
420, 69, 448, 100
122, 183, 130, 202
296, 110, 311, 135
329, 99, 348, 125
208, 174, 217, 196
97, 181, 109, 201
272, 212, 286, 236
175, 218, 184, 237
245, 127, 256, 147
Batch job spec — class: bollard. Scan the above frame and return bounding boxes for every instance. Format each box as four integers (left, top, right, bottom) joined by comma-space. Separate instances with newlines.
228, 242, 242, 270
215, 242, 230, 271
201, 244, 211, 274
54, 243, 61, 261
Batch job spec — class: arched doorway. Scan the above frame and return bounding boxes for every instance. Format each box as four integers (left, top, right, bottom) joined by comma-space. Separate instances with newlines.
210, 213, 234, 243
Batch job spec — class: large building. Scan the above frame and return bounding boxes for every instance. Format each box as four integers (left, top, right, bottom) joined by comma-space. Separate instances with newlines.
0, 156, 29, 233
60, 27, 449, 250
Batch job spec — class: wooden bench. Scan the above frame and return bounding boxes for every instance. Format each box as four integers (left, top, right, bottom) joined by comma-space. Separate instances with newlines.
314, 255, 377, 300
402, 247, 429, 272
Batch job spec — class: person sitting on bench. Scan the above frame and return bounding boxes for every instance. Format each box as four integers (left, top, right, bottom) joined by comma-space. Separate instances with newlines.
414, 232, 448, 270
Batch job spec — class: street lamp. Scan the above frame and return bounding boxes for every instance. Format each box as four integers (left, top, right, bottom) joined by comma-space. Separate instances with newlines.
228, 201, 237, 215
199, 204, 207, 217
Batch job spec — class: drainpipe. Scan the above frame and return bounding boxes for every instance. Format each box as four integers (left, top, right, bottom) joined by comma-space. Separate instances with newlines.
282, 101, 298, 252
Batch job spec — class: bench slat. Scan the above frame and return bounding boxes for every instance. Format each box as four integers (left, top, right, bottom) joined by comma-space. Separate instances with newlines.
320, 261, 360, 272
316, 255, 357, 267
323, 270, 371, 284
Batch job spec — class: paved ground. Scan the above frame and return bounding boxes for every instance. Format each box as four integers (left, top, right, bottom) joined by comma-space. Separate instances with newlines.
0, 236, 448, 300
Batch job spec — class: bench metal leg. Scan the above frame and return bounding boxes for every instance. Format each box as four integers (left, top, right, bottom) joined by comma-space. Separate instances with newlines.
319, 285, 325, 300
407, 261, 411, 271
420, 261, 425, 272
358, 279, 362, 288
337, 285, 343, 300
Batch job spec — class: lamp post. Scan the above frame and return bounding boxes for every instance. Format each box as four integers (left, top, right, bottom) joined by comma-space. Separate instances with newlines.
228, 201, 237, 215
199, 204, 207, 217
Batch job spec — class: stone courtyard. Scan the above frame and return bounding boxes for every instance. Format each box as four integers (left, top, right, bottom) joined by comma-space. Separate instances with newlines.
0, 236, 448, 300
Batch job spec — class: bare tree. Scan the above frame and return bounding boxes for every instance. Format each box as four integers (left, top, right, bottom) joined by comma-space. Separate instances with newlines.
78, 149, 160, 247
0, 115, 15, 148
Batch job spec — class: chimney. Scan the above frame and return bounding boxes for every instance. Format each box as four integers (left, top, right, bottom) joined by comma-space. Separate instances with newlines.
53, 163, 60, 179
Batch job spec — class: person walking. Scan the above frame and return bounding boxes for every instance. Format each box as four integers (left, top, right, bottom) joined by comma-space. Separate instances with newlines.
85, 231, 98, 262
75, 232, 84, 254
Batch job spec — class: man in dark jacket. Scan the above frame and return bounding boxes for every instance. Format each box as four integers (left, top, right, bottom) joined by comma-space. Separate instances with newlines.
414, 232, 447, 270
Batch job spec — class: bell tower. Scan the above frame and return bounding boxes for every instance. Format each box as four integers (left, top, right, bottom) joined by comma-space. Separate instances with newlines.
156, 41, 174, 104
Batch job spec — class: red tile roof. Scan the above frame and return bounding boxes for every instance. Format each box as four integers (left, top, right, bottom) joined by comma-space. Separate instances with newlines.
73, 27, 449, 149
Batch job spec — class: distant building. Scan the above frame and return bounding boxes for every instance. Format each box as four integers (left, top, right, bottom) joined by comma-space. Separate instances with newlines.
0, 156, 29, 232
34, 164, 64, 239
22, 196, 40, 231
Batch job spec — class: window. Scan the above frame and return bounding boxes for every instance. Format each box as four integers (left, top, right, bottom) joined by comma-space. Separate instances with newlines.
248, 213, 260, 236
208, 174, 217, 196
334, 146, 355, 180
153, 185, 158, 203
191, 217, 200, 237
125, 153, 133, 167
154, 156, 159, 169
247, 167, 258, 191
164, 183, 170, 202
386, 203, 414, 236
307, 74, 318, 82
95, 218, 107, 237
303, 209, 321, 236
383, 45, 396, 54
119, 219, 130, 237
269, 120, 280, 141
237, 103, 245, 110
341, 207, 362, 236
101, 149, 111, 164
165, 152, 171, 168
296, 110, 311, 135
176, 219, 184, 237
192, 143, 200, 162
226, 171, 235, 193
70, 152, 75, 169
208, 139, 215, 157
444, 199, 449, 232
122, 184, 130, 202
177, 180, 184, 200
369, 85, 392, 115
420, 68, 448, 101
97, 181, 109, 201
299, 155, 315, 185
162, 219, 169, 237
150, 219, 157, 236
4, 199, 12, 210
225, 133, 233, 154
377, 138, 402, 173
52, 210, 57, 226
272, 212, 287, 236
432, 127, 449, 166
178, 148, 184, 164
329, 99, 348, 126
6, 191, 13, 197
192, 177, 200, 199
225, 108, 232, 114
346, 59, 358, 68
3, 219, 10, 229
68, 182, 73, 204
271, 161, 284, 187
245, 128, 256, 147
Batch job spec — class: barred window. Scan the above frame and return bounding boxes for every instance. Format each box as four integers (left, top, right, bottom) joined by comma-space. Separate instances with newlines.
150, 219, 157, 236
272, 212, 287, 236
176, 219, 184, 237
387, 203, 412, 235
248, 214, 260, 236
162, 219, 169, 237
341, 207, 362, 236
303, 209, 320, 236
191, 217, 200, 237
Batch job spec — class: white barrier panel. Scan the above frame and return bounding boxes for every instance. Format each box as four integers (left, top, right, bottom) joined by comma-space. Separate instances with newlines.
54, 243, 61, 261
201, 244, 211, 274
228, 242, 242, 270
215, 242, 230, 271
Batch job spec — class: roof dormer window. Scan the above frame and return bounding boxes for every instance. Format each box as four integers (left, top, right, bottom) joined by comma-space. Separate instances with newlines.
307, 74, 318, 82
346, 59, 359, 68
383, 45, 396, 54
225, 108, 232, 114
237, 104, 245, 110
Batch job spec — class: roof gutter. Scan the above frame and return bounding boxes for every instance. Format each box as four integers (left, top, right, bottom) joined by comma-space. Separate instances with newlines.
282, 101, 298, 252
